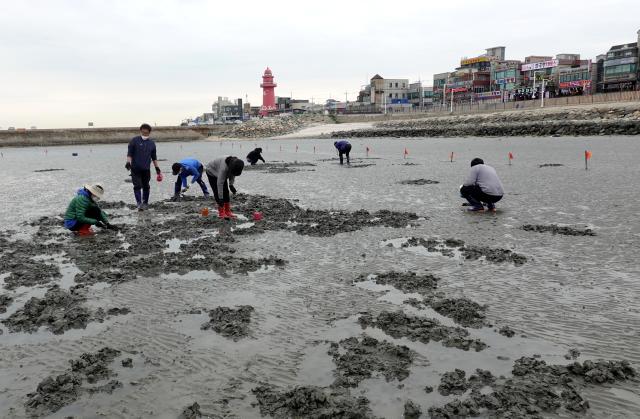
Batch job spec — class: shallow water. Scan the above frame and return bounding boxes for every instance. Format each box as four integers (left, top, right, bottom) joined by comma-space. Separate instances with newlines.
1, 136, 639, 418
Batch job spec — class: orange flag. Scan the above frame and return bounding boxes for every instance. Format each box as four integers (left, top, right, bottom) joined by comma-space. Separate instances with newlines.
585, 150, 592, 160
508, 152, 514, 160
404, 148, 409, 156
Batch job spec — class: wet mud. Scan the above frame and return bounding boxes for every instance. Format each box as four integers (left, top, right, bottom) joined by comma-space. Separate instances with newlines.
2, 285, 127, 335
358, 311, 486, 352
403, 399, 422, 419
252, 384, 375, 418
430, 298, 488, 329
25, 347, 123, 417
498, 325, 516, 337
244, 161, 316, 174
522, 224, 596, 236
0, 293, 13, 313
397, 179, 440, 185
33, 168, 65, 172
356, 271, 438, 295
429, 357, 637, 418
200, 305, 254, 341
328, 336, 416, 388
401, 237, 527, 265
538, 163, 564, 168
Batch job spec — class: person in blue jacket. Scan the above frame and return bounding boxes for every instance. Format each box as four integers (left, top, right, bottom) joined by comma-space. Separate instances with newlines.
171, 158, 210, 201
334, 140, 352, 165
125, 123, 162, 211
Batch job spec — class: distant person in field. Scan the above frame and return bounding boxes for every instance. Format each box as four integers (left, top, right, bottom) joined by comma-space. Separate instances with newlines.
205, 156, 244, 219
334, 140, 352, 165
460, 158, 504, 213
64, 183, 117, 234
170, 158, 210, 201
126, 123, 162, 211
246, 147, 265, 165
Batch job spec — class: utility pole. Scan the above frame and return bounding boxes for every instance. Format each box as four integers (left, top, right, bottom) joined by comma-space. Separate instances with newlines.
541, 78, 546, 108
450, 88, 454, 113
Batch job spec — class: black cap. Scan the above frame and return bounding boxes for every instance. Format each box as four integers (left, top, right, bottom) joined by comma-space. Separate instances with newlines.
470, 158, 484, 167
171, 163, 181, 175
228, 158, 244, 176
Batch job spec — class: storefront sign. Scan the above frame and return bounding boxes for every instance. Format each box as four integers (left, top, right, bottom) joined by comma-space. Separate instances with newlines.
447, 87, 468, 93
495, 77, 516, 84
604, 57, 638, 67
475, 91, 502, 99
460, 56, 491, 66
560, 80, 592, 89
521, 59, 559, 71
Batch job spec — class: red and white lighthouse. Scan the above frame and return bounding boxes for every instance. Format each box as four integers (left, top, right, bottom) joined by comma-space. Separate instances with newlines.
260, 67, 277, 116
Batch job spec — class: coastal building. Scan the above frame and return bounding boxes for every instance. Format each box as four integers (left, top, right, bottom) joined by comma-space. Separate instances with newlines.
600, 30, 639, 92
432, 72, 452, 105
408, 82, 433, 108
357, 74, 410, 111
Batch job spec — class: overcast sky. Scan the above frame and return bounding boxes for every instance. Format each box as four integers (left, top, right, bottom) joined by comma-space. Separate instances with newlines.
1, 0, 639, 128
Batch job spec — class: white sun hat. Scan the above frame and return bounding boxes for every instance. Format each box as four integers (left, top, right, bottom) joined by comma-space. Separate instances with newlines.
83, 183, 105, 201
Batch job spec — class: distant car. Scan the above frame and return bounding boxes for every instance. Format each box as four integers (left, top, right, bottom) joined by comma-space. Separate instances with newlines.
233, 120, 243, 124
8, 127, 15, 131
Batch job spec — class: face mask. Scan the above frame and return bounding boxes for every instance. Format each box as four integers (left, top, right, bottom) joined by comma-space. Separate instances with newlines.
141, 135, 150, 140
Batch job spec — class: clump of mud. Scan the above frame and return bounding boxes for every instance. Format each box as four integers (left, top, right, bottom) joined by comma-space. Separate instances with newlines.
33, 168, 65, 172
401, 237, 527, 266
328, 335, 415, 387
25, 347, 123, 417
252, 384, 374, 418
2, 286, 128, 335
345, 163, 376, 169
244, 161, 316, 174
179, 402, 203, 419
0, 294, 13, 313
498, 325, 516, 337
356, 271, 438, 295
3, 286, 99, 334
539, 163, 564, 168
437, 369, 495, 396
0, 254, 61, 290
522, 224, 595, 236
358, 311, 486, 352
429, 357, 637, 418
201, 305, 254, 341
430, 298, 488, 328
397, 179, 440, 185
404, 399, 422, 418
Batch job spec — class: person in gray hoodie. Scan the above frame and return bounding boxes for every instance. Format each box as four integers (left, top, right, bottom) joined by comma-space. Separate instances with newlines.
205, 156, 244, 219
460, 158, 504, 212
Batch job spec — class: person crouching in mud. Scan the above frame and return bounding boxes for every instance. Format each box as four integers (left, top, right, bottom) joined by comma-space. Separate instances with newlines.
64, 183, 118, 234
205, 156, 244, 219
334, 140, 352, 165
170, 158, 210, 201
246, 147, 265, 165
460, 158, 504, 213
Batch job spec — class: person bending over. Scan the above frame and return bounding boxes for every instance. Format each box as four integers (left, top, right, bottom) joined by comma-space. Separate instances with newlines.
246, 148, 265, 165
171, 158, 210, 201
461, 158, 504, 213
125, 123, 162, 211
64, 183, 117, 234
205, 156, 244, 219
334, 140, 352, 165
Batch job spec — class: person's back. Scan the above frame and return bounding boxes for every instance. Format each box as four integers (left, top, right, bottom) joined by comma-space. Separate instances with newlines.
466, 164, 504, 196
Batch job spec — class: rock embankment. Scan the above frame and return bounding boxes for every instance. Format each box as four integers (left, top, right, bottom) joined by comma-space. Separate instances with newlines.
215, 114, 331, 139
331, 104, 640, 138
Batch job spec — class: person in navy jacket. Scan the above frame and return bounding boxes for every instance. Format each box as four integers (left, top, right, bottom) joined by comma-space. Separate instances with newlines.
125, 123, 162, 211
334, 140, 352, 165
171, 158, 210, 201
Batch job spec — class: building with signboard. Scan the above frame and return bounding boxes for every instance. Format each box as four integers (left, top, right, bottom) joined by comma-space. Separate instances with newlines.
408, 82, 433, 108
600, 30, 639, 92
432, 72, 452, 105
492, 60, 522, 93
357, 74, 410, 111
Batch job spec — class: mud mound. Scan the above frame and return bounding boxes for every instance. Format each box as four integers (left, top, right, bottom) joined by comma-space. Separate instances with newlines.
25, 347, 122, 417
522, 224, 595, 236
429, 357, 636, 418
345, 163, 376, 169
437, 369, 495, 396
499, 325, 516, 337
244, 161, 316, 174
179, 402, 203, 419
401, 237, 526, 266
0, 294, 13, 313
397, 179, 440, 185
252, 385, 375, 418
2, 286, 101, 334
359, 311, 486, 352
0, 256, 61, 290
404, 399, 422, 418
201, 305, 254, 341
430, 298, 487, 328
328, 336, 415, 387
356, 271, 438, 295
33, 168, 65, 172
539, 163, 564, 168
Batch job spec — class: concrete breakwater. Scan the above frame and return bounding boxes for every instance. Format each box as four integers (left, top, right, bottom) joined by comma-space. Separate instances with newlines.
0, 126, 210, 148
331, 104, 640, 138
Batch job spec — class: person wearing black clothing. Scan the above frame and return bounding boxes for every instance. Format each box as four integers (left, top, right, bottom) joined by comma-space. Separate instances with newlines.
126, 123, 162, 211
334, 140, 352, 165
246, 148, 265, 165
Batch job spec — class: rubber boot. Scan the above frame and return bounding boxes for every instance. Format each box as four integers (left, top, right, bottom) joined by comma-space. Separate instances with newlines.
223, 202, 236, 219
77, 224, 93, 236
217, 205, 226, 219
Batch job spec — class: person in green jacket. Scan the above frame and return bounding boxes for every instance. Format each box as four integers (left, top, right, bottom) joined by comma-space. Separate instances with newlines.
64, 183, 117, 234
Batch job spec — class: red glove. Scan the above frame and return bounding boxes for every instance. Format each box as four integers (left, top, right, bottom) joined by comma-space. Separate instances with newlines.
156, 173, 163, 182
